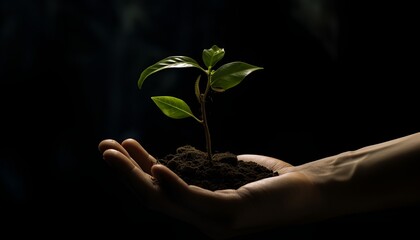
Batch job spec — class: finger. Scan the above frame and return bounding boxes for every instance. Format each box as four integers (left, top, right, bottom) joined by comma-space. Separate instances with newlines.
103, 148, 214, 227
148, 164, 207, 221
99, 139, 141, 168
98, 139, 130, 158
151, 164, 189, 193
103, 148, 140, 173
122, 138, 157, 175
151, 164, 222, 211
152, 163, 239, 212
102, 149, 156, 196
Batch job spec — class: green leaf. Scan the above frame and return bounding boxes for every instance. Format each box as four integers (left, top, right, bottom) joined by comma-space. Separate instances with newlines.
138, 56, 204, 89
194, 75, 201, 103
202, 45, 225, 69
151, 96, 200, 122
210, 61, 263, 92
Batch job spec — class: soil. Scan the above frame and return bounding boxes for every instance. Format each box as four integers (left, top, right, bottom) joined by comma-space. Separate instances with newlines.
157, 145, 279, 191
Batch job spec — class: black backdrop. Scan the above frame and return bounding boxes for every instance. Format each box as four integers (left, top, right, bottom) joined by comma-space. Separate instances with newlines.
1, 0, 419, 238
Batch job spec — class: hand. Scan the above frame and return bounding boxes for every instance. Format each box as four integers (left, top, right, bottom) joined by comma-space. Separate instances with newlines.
98, 138, 322, 239
99, 132, 420, 239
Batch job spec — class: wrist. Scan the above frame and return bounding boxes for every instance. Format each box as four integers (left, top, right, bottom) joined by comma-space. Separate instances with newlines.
307, 132, 420, 219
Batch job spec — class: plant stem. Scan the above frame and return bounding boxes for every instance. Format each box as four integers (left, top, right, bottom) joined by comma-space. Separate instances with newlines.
201, 72, 213, 161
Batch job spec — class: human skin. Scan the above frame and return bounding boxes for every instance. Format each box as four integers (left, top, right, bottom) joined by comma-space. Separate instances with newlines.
98, 132, 420, 239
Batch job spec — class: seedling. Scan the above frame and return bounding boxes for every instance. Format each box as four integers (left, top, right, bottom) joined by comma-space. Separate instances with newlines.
138, 45, 263, 161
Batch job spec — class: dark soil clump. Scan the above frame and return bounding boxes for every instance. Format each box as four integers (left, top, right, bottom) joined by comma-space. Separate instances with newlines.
158, 145, 279, 191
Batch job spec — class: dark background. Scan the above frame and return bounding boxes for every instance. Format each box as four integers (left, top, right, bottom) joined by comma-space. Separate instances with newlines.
1, 0, 419, 238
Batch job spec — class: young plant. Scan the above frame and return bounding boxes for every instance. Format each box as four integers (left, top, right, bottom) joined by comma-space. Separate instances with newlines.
138, 45, 263, 161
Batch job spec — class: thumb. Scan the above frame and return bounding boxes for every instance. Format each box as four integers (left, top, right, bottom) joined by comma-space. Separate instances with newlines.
151, 164, 189, 195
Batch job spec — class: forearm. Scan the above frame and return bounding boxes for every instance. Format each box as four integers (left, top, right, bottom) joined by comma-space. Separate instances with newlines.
307, 132, 420, 218
223, 133, 420, 237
